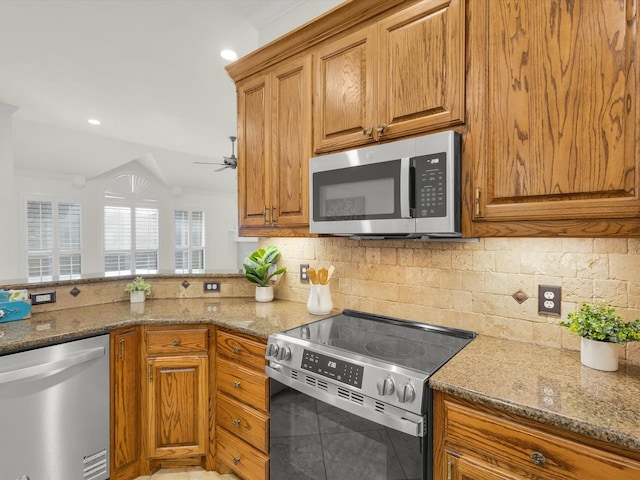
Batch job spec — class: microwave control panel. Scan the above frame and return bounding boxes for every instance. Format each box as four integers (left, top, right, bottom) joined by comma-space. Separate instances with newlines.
412, 153, 447, 218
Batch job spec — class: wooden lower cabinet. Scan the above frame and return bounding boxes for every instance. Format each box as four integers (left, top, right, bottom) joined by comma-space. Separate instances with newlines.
434, 391, 640, 480
143, 325, 212, 473
215, 329, 270, 480
110, 327, 141, 480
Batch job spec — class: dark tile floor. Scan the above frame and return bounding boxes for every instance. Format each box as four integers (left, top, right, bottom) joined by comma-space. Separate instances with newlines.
270, 388, 423, 480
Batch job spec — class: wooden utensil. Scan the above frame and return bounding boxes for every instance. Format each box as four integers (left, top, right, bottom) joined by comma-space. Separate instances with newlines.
326, 265, 335, 283
307, 267, 317, 284
318, 267, 328, 285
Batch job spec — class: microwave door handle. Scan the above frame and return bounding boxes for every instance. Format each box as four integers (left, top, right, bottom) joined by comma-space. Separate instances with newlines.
400, 157, 411, 218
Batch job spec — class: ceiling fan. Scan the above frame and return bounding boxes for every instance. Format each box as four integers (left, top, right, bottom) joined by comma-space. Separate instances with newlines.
195, 136, 238, 172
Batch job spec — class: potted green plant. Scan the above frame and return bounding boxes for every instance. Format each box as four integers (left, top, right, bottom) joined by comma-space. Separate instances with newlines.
243, 245, 287, 302
560, 301, 640, 371
124, 276, 151, 303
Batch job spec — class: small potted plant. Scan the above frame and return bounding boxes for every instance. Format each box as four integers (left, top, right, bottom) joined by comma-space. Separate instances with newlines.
243, 245, 287, 302
560, 301, 640, 371
125, 276, 151, 303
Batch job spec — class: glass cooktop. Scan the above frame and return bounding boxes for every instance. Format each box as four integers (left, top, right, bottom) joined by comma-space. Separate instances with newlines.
281, 310, 476, 374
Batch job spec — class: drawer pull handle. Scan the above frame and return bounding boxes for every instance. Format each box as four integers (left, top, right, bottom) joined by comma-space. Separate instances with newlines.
233, 347, 241, 354
530, 451, 547, 466
233, 419, 241, 427
172, 339, 180, 346
233, 457, 241, 465
233, 381, 241, 388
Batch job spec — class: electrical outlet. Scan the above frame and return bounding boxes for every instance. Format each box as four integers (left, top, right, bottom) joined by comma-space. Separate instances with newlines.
30, 291, 56, 305
204, 282, 220, 293
538, 285, 561, 316
300, 264, 310, 283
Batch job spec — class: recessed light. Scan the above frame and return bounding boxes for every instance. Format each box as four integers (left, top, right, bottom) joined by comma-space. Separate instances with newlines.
88, 118, 101, 126
220, 49, 238, 61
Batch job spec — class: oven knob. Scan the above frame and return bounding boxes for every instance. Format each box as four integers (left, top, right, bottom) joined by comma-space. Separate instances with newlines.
267, 343, 279, 358
376, 376, 395, 396
396, 383, 415, 403
276, 345, 292, 361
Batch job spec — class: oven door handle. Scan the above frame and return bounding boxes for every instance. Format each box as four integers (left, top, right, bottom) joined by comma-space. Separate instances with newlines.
266, 366, 425, 438
400, 157, 411, 219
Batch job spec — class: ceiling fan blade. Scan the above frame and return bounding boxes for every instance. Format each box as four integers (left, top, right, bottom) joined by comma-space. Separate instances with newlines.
194, 161, 225, 166
214, 165, 229, 172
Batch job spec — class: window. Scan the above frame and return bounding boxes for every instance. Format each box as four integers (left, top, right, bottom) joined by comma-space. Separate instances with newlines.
104, 205, 158, 276
174, 210, 205, 273
27, 200, 81, 281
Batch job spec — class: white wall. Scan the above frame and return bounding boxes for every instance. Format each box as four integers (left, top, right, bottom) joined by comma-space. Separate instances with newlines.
12, 167, 245, 279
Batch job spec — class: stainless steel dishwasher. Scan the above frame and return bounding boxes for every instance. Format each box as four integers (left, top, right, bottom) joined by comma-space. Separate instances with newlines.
0, 334, 110, 480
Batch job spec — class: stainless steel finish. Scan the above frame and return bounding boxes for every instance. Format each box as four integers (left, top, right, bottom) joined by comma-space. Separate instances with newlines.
172, 338, 180, 346
267, 366, 425, 437
266, 330, 429, 415
0, 334, 110, 480
309, 130, 461, 237
400, 157, 411, 218
397, 383, 416, 403
377, 376, 395, 396
232, 346, 240, 354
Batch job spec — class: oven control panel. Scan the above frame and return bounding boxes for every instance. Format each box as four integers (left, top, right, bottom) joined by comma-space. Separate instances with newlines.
301, 349, 364, 388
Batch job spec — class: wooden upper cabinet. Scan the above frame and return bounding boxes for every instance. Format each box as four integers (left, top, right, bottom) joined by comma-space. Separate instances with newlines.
313, 0, 465, 154
314, 26, 377, 152
470, 0, 640, 236
377, 0, 465, 140
237, 55, 311, 236
237, 74, 269, 230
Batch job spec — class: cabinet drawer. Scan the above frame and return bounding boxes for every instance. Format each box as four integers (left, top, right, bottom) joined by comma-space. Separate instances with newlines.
146, 327, 208, 355
217, 427, 268, 480
217, 394, 269, 453
217, 330, 266, 371
217, 358, 269, 412
444, 398, 640, 480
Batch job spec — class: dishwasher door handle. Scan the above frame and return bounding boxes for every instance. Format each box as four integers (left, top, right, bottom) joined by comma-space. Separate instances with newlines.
0, 346, 105, 385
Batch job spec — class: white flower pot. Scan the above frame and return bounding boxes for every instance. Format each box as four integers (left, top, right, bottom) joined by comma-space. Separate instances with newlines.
130, 291, 146, 304
255, 285, 274, 303
581, 337, 619, 372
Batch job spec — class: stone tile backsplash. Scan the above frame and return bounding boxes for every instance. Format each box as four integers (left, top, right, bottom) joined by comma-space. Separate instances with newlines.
264, 237, 640, 364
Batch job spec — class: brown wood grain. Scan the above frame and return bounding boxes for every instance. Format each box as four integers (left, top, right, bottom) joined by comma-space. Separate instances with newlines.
434, 391, 640, 480
469, 0, 640, 233
216, 427, 269, 480
217, 329, 267, 371
216, 357, 269, 412
110, 327, 141, 480
216, 393, 269, 453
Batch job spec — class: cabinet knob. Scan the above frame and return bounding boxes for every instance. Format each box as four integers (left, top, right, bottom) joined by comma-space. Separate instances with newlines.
172, 339, 180, 346
232, 346, 241, 354
233, 381, 241, 389
376, 124, 388, 136
233, 457, 241, 465
530, 451, 547, 466
233, 419, 241, 427
362, 127, 373, 139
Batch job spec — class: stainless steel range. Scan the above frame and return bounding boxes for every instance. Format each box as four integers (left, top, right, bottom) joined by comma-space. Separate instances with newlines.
266, 309, 475, 480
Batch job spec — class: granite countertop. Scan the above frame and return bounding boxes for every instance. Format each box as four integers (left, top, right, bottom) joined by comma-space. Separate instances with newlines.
430, 335, 640, 452
2, 301, 639, 454
0, 297, 329, 353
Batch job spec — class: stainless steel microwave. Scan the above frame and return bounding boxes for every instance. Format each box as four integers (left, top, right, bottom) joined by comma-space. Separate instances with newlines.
309, 130, 461, 238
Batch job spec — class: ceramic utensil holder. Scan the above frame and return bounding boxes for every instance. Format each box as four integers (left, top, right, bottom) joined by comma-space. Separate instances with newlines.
307, 284, 333, 315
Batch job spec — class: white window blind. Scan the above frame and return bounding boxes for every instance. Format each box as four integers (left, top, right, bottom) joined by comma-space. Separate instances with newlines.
104, 205, 158, 276
174, 210, 204, 273
27, 200, 81, 281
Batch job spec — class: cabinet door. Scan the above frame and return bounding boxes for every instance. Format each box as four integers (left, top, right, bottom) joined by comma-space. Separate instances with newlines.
314, 26, 377, 153
470, 0, 640, 235
378, 0, 465, 140
111, 328, 141, 480
237, 73, 270, 231
270, 55, 312, 228
147, 356, 208, 459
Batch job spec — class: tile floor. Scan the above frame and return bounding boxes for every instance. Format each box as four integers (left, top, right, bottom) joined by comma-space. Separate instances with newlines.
134, 467, 239, 480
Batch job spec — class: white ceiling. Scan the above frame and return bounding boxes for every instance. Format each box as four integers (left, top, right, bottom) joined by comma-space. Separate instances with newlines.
0, 0, 340, 193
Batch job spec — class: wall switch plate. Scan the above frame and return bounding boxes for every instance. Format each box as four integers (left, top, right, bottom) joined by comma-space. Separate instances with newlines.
300, 264, 310, 283
538, 285, 561, 316
204, 282, 220, 293
30, 291, 56, 305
